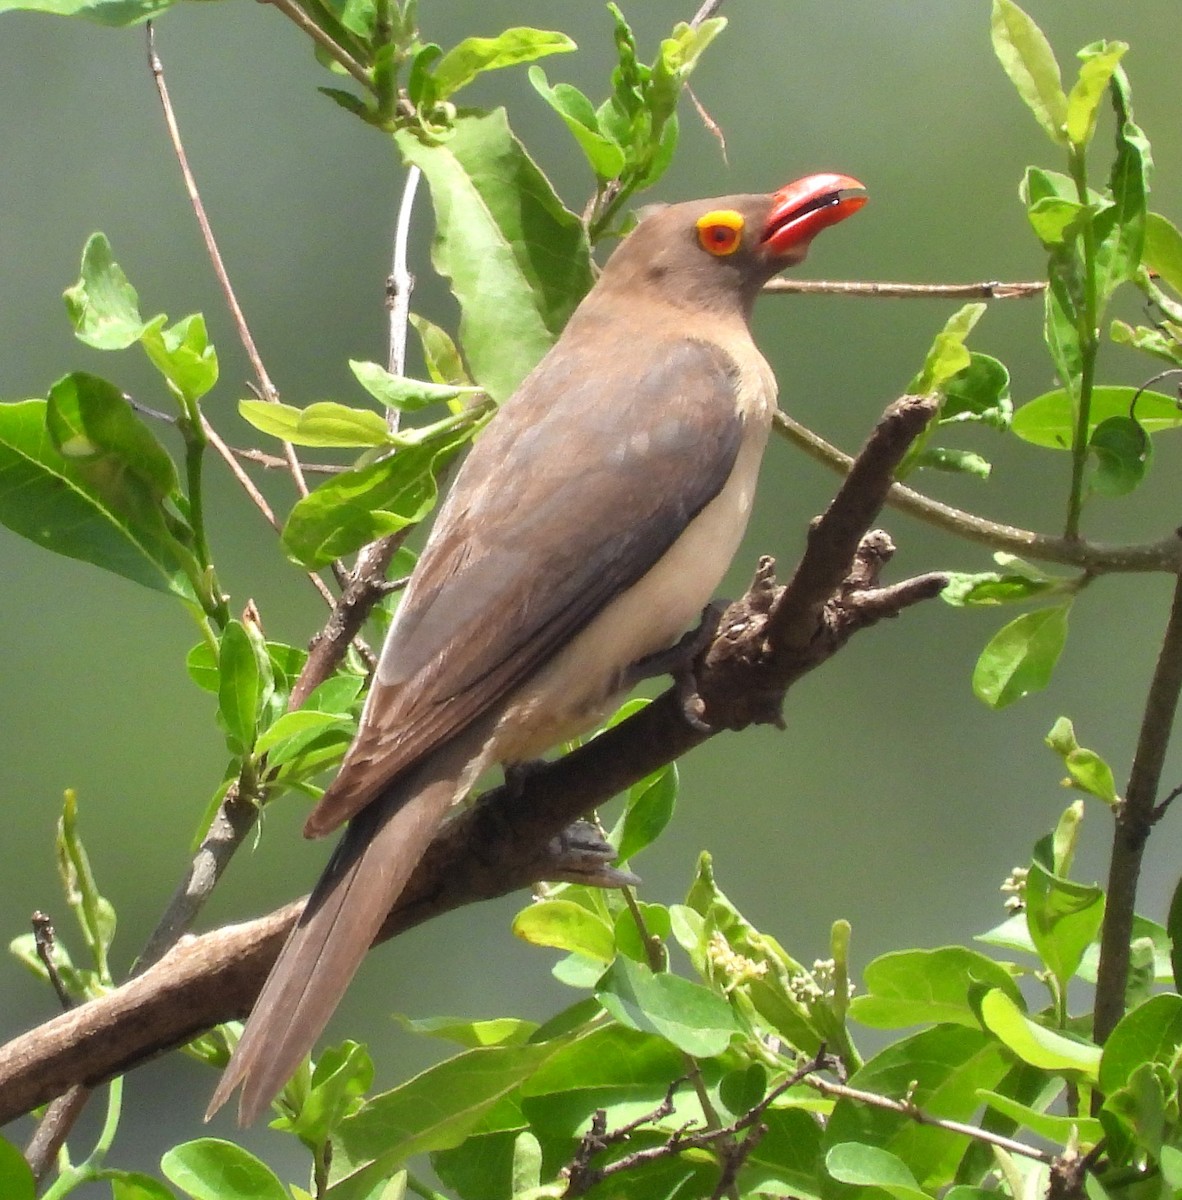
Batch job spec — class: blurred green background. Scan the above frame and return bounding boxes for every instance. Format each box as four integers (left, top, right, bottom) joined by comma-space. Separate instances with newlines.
2, 0, 1180, 1185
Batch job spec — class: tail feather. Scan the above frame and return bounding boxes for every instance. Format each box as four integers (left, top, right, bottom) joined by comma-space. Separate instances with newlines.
206, 757, 463, 1125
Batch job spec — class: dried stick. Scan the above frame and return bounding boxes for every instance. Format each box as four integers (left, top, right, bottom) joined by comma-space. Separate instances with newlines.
764, 278, 1046, 299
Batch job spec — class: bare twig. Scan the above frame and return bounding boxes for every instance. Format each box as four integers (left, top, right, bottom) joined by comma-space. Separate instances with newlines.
24, 1088, 92, 1184
764, 278, 1046, 300
690, 0, 727, 26
804, 1076, 1058, 1164
385, 164, 422, 432
775, 410, 1182, 575
1094, 571, 1182, 1044
231, 446, 342, 476
31, 913, 73, 1013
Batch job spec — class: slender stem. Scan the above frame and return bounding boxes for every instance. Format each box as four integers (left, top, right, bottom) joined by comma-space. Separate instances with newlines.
384, 165, 422, 434
1065, 145, 1100, 541
774, 410, 1182, 575
763, 278, 1046, 300
1093, 571, 1182, 1044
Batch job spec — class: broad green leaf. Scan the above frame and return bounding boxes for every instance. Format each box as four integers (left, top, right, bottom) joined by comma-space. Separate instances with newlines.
972, 603, 1070, 709
990, 0, 1067, 143
596, 956, 738, 1057
63, 232, 147, 348
0, 0, 173, 21
823, 1025, 1011, 1188
349, 360, 479, 412
431, 29, 575, 101
396, 110, 594, 400
1026, 196, 1089, 246
110, 1172, 178, 1200
1065, 42, 1127, 147
939, 353, 1012, 429
1045, 718, 1119, 805
826, 1143, 929, 1200
1095, 66, 1151, 301
528, 67, 627, 180
239, 399, 392, 448
1024, 861, 1104, 986
1012, 387, 1181, 448
141, 314, 218, 404
977, 1090, 1102, 1145
0, 1136, 35, 1200
512, 899, 616, 963
1144, 212, 1182, 296
941, 572, 1062, 607
978, 989, 1101, 1079
612, 763, 677, 865
330, 1042, 559, 1186
850, 946, 1022, 1030
216, 621, 263, 753
740, 1107, 824, 1200
1088, 415, 1151, 498
408, 313, 471, 388
392, 1014, 537, 1048
282, 423, 475, 568
1098, 994, 1182, 1095
613, 901, 671, 965
0, 399, 193, 596
161, 1139, 287, 1200
910, 304, 985, 395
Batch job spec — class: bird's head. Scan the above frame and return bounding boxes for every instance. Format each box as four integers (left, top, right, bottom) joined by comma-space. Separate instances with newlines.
598, 173, 867, 318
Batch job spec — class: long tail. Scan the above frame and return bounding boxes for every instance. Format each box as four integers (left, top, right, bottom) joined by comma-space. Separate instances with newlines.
205, 756, 463, 1125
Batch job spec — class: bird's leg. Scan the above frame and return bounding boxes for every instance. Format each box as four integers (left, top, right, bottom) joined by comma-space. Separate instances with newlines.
542, 820, 640, 887
621, 602, 724, 734
503, 758, 549, 799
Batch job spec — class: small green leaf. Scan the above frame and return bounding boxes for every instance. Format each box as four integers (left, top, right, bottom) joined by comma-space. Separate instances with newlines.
990, 0, 1067, 143
612, 763, 677, 865
1024, 860, 1105, 987
0, 1136, 35, 1200
1012, 386, 1182, 448
63, 232, 147, 349
1045, 718, 1119, 805
911, 304, 986, 395
392, 1014, 537, 1048
512, 899, 615, 963
1095, 66, 1151, 301
1098, 993, 1182, 1095
1065, 42, 1127, 148
596, 956, 738, 1057
977, 1090, 1103, 1145
217, 621, 263, 753
1045, 256, 1083, 392
56, 790, 116, 982
408, 314, 472, 387
141, 313, 219, 404
1026, 196, 1090, 246
1088, 415, 1151, 497
1144, 212, 1182, 296
254, 710, 353, 765
528, 67, 627, 180
279, 1040, 373, 1147
913, 447, 991, 478
940, 353, 1012, 429
162, 1139, 288, 1200
349, 360, 480, 412
973, 603, 1071, 709
110, 1172, 179, 1200
979, 989, 1101, 1079
431, 29, 576, 101
1110, 319, 1182, 368
941, 572, 1063, 607
825, 1143, 929, 1200
239, 399, 393, 448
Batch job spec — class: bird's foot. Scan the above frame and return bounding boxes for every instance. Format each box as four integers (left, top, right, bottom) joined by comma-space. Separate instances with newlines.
623, 603, 723, 734
543, 820, 640, 888
503, 758, 548, 799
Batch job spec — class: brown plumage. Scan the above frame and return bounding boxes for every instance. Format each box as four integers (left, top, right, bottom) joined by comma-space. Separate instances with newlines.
207, 174, 867, 1124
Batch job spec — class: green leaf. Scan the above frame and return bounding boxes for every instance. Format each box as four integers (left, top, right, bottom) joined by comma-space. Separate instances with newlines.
972, 603, 1070, 709
740, 1107, 824, 1200
396, 110, 594, 401
1045, 255, 1082, 392
349, 360, 479, 412
612, 764, 677, 865
161, 1139, 288, 1200
512, 899, 616, 963
0, 0, 174, 22
1024, 860, 1104, 987
939, 353, 1012, 429
239, 399, 393, 448
596, 956, 739, 1057
826, 1143, 929, 1200
254, 710, 352, 761
141, 313, 219, 404
1095, 66, 1151, 301
1144, 212, 1182, 296
1102, 1061, 1171, 1164
1098, 993, 1182, 1095
1088, 415, 1151, 498
978, 989, 1101, 1079
216, 621, 263, 753
0, 1136, 35, 1200
911, 304, 986, 395
63, 232, 147, 348
279, 1040, 373, 1147
1045, 718, 1119, 806
109, 1172, 178, 1200
1065, 42, 1127, 148
1110, 319, 1182, 368
56, 790, 116, 980
977, 1090, 1102, 1145
0, 399, 193, 596
941, 572, 1063, 607
850, 947, 1022, 1030
408, 314, 471, 388
393, 1014, 537, 1049
912, 447, 991, 479
1013, 386, 1182, 448
1026, 196, 1090, 246
990, 0, 1067, 143
431, 29, 576, 101
528, 67, 627, 180
282, 422, 477, 569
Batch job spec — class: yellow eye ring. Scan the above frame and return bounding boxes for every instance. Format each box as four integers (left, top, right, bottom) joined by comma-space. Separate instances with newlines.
696, 209, 744, 256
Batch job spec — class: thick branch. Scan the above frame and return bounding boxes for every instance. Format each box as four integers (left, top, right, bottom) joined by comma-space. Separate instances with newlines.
0, 396, 946, 1125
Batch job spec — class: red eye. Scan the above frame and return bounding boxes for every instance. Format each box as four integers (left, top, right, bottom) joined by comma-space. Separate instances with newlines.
696, 209, 744, 256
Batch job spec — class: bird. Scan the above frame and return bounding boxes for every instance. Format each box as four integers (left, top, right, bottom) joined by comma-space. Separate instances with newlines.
207, 172, 867, 1124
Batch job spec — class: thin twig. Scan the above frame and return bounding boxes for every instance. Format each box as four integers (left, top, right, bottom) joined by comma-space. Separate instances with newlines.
690, 0, 727, 26
763, 278, 1046, 299
231, 446, 343, 476
24, 1087, 91, 1184
1094, 570, 1182, 1044
146, 26, 313, 502
261, 0, 372, 91
32, 913, 73, 1013
775, 410, 1182, 575
804, 1076, 1058, 1164
384, 164, 422, 434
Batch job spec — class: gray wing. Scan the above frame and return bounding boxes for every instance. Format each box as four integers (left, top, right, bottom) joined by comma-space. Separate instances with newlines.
306, 334, 747, 834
